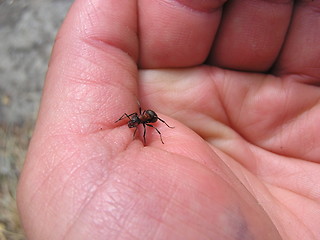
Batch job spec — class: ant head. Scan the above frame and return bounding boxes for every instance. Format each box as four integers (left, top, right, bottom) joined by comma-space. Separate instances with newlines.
128, 115, 139, 128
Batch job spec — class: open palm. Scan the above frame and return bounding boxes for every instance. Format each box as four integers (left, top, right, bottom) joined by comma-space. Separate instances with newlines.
18, 1, 320, 239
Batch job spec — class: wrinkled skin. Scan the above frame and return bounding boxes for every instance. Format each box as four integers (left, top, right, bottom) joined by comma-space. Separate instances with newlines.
17, 0, 320, 239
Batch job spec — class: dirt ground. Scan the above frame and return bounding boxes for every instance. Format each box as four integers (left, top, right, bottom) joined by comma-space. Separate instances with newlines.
0, 0, 73, 239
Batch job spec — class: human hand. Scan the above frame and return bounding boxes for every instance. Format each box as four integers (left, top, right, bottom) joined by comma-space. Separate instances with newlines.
18, 0, 320, 239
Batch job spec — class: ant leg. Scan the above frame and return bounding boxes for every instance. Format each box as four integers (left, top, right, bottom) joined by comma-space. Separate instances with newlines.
133, 127, 138, 140
115, 113, 136, 123
157, 117, 174, 129
143, 124, 147, 145
115, 113, 129, 122
146, 124, 164, 144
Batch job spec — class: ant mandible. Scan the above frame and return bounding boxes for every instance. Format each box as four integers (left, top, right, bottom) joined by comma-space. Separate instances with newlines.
115, 105, 174, 144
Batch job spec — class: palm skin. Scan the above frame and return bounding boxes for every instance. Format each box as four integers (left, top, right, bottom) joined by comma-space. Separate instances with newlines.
17, 0, 320, 239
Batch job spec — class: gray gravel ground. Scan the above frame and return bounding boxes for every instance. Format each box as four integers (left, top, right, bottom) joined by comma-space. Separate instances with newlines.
0, 0, 73, 238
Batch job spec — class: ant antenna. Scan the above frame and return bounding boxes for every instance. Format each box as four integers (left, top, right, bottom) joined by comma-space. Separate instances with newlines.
136, 100, 142, 115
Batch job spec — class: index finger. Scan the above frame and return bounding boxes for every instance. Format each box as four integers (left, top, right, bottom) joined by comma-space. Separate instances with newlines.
138, 0, 226, 68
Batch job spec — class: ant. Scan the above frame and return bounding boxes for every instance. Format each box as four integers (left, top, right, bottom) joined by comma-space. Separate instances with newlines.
115, 106, 174, 144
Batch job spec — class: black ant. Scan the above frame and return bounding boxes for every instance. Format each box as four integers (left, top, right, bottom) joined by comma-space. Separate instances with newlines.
115, 106, 174, 144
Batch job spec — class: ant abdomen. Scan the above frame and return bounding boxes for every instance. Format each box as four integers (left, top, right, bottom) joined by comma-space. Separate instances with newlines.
145, 110, 158, 123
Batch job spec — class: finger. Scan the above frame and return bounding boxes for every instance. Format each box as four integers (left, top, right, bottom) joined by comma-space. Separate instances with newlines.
41, 0, 139, 136
208, 0, 293, 72
138, 0, 226, 68
273, 1, 320, 82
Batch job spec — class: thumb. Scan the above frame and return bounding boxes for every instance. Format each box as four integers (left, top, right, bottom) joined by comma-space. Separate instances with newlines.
18, 0, 139, 239
39, 0, 139, 137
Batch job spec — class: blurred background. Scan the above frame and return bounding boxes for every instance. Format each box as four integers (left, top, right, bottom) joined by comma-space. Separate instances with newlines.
0, 0, 73, 239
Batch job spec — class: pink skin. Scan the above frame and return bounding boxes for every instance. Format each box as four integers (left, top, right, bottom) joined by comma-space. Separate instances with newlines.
17, 0, 320, 239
